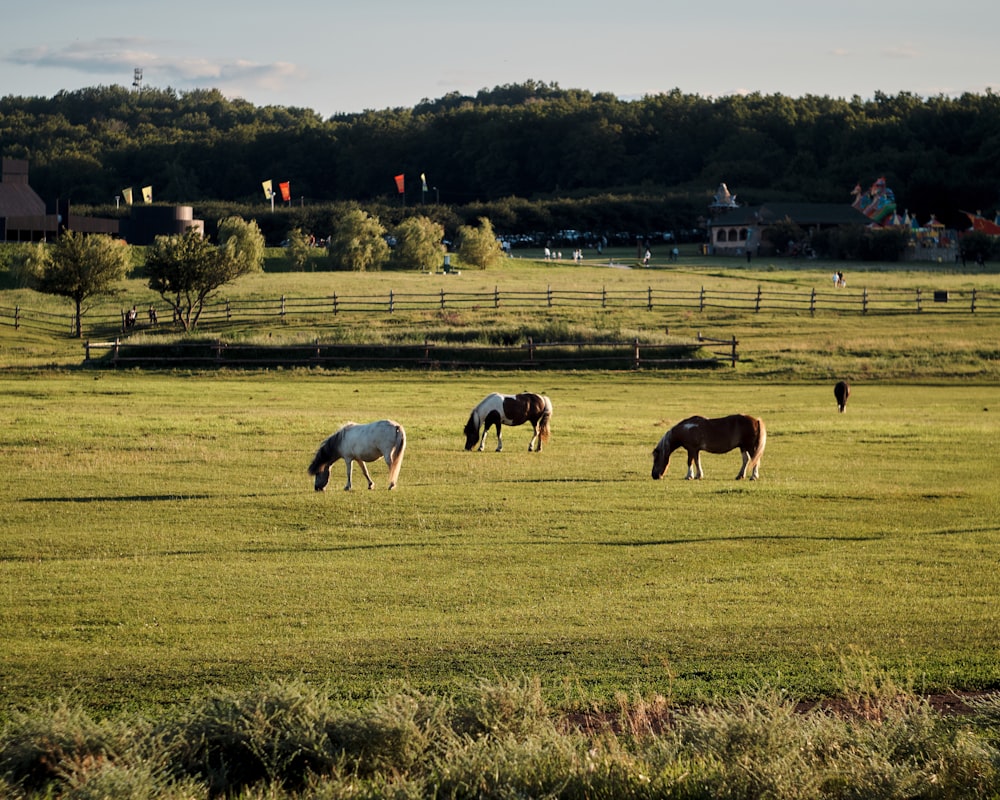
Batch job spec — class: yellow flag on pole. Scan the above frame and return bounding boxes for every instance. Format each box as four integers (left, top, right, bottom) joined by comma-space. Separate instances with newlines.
262, 180, 273, 199
142, 185, 153, 203
122, 188, 133, 205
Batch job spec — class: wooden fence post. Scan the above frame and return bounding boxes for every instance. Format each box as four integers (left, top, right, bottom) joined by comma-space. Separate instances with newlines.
84, 340, 91, 361
809, 288, 816, 316
699, 286, 706, 312
440, 288, 446, 309
494, 286, 500, 309
14, 305, 20, 330
527, 337, 535, 362
755, 285, 762, 313
389, 290, 394, 314
332, 293, 338, 315
647, 287, 653, 311
112, 338, 120, 366
547, 285, 553, 308
971, 288, 977, 313
862, 288, 869, 314
602, 286, 607, 308
280, 295, 286, 319
633, 337, 640, 369
226, 299, 232, 321
916, 288, 922, 313
731, 336, 738, 367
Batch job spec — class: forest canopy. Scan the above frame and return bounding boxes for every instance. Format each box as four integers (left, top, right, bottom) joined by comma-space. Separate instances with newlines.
2, 82, 999, 230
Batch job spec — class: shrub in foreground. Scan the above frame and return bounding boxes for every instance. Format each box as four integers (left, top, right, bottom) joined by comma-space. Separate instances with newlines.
1, 677, 998, 798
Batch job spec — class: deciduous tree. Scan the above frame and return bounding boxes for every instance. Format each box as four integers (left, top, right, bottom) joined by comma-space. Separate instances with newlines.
327, 209, 389, 271
145, 227, 260, 331
30, 231, 131, 337
456, 216, 504, 269
389, 216, 445, 271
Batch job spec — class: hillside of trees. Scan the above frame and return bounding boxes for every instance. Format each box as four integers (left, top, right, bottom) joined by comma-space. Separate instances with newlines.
2, 81, 999, 235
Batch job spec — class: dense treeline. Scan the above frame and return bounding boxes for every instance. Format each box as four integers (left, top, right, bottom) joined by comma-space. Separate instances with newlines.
2, 81, 999, 233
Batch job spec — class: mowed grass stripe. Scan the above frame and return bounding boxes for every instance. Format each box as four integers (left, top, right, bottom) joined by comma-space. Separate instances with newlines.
0, 372, 998, 714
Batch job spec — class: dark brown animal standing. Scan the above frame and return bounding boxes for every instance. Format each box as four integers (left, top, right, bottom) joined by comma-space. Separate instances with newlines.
834, 380, 851, 413
651, 414, 767, 480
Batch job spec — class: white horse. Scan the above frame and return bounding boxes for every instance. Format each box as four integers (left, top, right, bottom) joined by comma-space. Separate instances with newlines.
308, 420, 406, 491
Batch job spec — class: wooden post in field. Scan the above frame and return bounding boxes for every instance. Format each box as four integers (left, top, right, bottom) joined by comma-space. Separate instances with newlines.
916, 288, 922, 313
389, 290, 394, 314
494, 286, 500, 309
112, 338, 120, 366
332, 293, 338, 315
648, 287, 653, 311
84, 340, 91, 361
547, 285, 553, 308
14, 305, 19, 330
280, 295, 286, 319
731, 336, 738, 367
862, 288, 869, 314
527, 337, 535, 362
699, 286, 706, 311
971, 288, 977, 313
602, 286, 607, 308
755, 285, 762, 312
633, 337, 640, 369
440, 288, 446, 309
809, 288, 817, 316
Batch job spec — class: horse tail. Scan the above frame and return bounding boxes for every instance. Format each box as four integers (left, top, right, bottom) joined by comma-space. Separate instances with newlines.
747, 417, 767, 475
387, 424, 406, 486
538, 396, 553, 443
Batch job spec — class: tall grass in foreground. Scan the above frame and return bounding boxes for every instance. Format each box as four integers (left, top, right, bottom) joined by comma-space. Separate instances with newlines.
1, 671, 998, 799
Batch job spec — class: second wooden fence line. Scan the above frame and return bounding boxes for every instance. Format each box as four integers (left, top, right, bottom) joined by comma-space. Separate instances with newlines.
83, 336, 738, 370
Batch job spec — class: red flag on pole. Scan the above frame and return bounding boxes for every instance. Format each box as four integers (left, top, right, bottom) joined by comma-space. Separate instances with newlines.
279, 181, 291, 202
394, 174, 405, 194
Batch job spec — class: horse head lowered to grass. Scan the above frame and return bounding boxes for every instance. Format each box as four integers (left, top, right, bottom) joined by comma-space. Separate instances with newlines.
464, 392, 552, 452
309, 420, 406, 491
652, 414, 766, 481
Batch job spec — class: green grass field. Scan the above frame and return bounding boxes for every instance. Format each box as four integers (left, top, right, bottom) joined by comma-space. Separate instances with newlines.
1, 368, 998, 717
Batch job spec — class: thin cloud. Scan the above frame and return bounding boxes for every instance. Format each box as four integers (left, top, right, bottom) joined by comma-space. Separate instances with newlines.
4, 37, 304, 92
882, 44, 921, 59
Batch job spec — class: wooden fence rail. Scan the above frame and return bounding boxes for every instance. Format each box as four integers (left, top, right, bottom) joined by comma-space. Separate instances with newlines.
83, 337, 733, 370
4, 284, 999, 339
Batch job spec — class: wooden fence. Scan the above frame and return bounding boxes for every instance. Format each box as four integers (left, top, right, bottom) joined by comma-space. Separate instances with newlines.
3, 283, 998, 339
82, 335, 738, 370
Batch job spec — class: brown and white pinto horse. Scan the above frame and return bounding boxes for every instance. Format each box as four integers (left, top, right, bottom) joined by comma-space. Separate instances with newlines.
464, 392, 553, 452
834, 380, 850, 413
651, 414, 766, 481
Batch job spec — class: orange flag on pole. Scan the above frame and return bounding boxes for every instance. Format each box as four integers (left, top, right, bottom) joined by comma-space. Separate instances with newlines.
279, 181, 291, 202
394, 174, 405, 194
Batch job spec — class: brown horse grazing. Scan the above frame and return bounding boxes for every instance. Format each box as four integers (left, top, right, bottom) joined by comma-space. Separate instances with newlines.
651, 414, 767, 481
464, 392, 553, 452
834, 380, 851, 413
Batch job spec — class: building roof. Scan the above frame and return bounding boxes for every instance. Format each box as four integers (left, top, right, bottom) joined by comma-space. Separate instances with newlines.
0, 158, 46, 217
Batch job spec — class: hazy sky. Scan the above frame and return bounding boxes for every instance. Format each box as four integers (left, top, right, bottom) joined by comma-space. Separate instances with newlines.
3, 0, 997, 118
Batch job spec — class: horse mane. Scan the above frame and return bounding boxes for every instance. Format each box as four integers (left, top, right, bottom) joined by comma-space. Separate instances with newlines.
307, 426, 348, 475
463, 410, 479, 441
